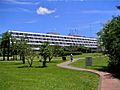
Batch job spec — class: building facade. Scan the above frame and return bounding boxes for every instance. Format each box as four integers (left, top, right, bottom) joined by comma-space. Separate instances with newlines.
10, 30, 99, 51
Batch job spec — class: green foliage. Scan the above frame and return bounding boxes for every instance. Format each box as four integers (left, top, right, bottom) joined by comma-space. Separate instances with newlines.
39, 43, 64, 65
25, 47, 36, 67
0, 36, 2, 56
1, 31, 11, 60
64, 46, 91, 53
77, 46, 91, 53
64, 51, 82, 56
39, 42, 50, 67
116, 6, 120, 9
64, 46, 78, 52
10, 36, 19, 60
98, 16, 120, 75
10, 34, 40, 67
48, 45, 63, 62
15, 36, 30, 64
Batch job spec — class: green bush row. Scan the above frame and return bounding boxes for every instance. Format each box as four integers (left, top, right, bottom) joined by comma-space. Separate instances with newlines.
64, 51, 82, 56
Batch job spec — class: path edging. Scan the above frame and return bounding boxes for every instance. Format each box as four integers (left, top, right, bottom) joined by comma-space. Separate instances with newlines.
57, 60, 102, 90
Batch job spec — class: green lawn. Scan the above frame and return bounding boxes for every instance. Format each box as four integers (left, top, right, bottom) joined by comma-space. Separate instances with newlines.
0, 57, 99, 90
70, 53, 109, 70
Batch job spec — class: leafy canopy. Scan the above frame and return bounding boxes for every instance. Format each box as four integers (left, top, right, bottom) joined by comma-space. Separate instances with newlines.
98, 16, 120, 75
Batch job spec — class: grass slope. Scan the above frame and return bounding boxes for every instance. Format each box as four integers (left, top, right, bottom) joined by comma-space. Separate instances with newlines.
70, 53, 109, 70
0, 57, 99, 90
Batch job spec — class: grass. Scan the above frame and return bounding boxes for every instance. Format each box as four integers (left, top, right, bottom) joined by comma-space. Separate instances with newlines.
0, 57, 99, 90
70, 53, 109, 71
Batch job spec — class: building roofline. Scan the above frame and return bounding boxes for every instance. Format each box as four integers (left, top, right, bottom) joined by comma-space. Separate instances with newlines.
9, 30, 97, 40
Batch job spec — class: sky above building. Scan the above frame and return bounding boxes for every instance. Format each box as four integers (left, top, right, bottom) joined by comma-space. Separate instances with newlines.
0, 0, 120, 37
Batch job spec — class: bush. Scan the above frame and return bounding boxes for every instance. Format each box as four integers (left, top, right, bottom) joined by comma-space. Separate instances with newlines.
64, 51, 82, 56
62, 56, 66, 61
98, 16, 120, 76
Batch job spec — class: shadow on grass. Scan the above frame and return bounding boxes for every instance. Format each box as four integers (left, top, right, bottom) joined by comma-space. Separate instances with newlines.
14, 63, 23, 65
48, 61, 62, 63
92, 65, 109, 72
92, 65, 120, 80
35, 66, 48, 68
17, 65, 29, 68
114, 75, 120, 80
17, 65, 48, 68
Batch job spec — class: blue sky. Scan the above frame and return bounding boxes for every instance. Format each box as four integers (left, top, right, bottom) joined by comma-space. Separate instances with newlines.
0, 0, 120, 37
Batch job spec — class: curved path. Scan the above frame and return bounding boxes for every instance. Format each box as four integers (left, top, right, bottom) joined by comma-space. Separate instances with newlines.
57, 59, 120, 90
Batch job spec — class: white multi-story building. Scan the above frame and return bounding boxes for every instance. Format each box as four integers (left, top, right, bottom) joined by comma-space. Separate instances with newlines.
10, 30, 99, 52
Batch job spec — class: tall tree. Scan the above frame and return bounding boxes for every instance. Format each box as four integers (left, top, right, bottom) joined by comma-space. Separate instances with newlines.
39, 42, 50, 67
17, 36, 29, 64
1, 32, 11, 61
0, 35, 2, 56
97, 16, 120, 76
25, 46, 36, 67
11, 36, 19, 60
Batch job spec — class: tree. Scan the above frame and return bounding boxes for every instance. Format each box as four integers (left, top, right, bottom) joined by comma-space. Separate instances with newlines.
48, 45, 62, 62
39, 42, 50, 67
48, 45, 54, 62
0, 36, 2, 56
64, 46, 78, 52
97, 16, 120, 75
17, 36, 29, 64
11, 35, 35, 66
25, 46, 36, 67
63, 45, 91, 53
11, 36, 19, 60
116, 6, 120, 9
1, 32, 11, 61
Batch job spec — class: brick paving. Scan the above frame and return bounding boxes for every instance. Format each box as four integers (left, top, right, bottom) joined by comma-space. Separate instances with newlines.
57, 59, 120, 90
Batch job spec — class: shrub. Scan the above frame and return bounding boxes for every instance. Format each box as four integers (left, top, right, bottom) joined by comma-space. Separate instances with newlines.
98, 16, 120, 76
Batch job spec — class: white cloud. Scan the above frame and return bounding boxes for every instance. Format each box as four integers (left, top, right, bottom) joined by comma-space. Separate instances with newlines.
36, 6, 55, 15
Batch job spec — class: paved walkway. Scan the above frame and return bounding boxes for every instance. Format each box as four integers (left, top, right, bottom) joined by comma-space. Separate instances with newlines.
57, 59, 120, 90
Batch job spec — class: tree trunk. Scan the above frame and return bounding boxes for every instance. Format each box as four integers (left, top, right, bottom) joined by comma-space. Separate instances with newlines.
7, 48, 9, 61
7, 42, 10, 61
43, 57, 47, 67
14, 55, 17, 60
27, 59, 33, 67
30, 60, 33, 67
43, 61, 46, 67
3, 48, 5, 61
20, 54, 22, 60
16, 55, 17, 60
49, 57, 52, 62
22, 55, 25, 64
13, 55, 15, 60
